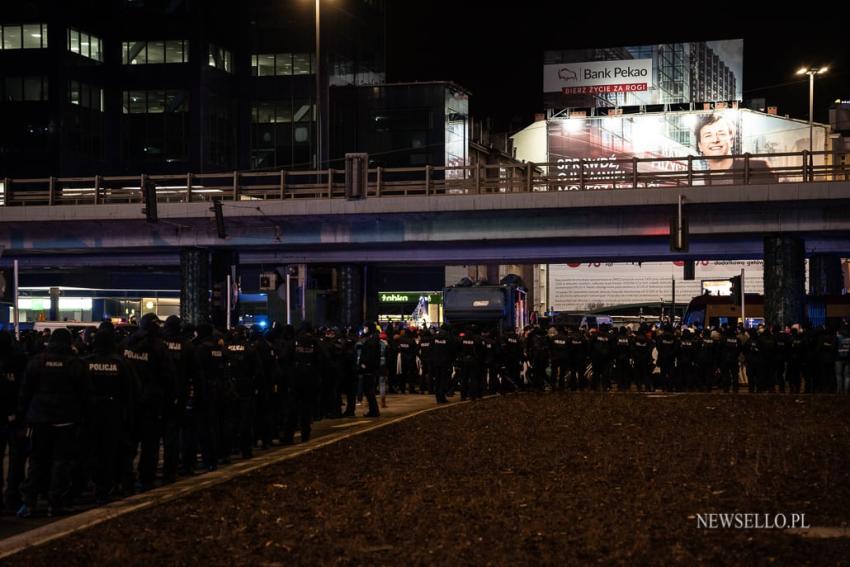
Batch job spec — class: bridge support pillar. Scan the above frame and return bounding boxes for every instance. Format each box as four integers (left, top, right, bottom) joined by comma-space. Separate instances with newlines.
180, 248, 210, 326
338, 264, 364, 329
809, 254, 844, 296
763, 235, 805, 329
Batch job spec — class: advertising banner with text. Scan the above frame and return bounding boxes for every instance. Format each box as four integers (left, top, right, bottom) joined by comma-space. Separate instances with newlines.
547, 109, 827, 190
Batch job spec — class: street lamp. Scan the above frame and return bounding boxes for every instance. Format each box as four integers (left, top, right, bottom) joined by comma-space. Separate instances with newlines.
315, 0, 322, 169
796, 66, 828, 152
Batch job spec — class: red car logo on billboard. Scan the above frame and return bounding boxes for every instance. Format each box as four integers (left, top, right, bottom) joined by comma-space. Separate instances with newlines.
558, 67, 578, 82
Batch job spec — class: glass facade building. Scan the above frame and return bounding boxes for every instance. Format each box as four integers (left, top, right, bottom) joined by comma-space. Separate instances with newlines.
0, 0, 386, 178
329, 82, 468, 170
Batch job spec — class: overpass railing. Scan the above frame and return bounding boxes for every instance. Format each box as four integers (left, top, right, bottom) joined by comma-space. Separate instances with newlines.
0, 150, 847, 207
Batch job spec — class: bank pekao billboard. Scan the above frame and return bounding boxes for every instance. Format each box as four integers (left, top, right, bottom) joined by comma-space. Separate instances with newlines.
547, 109, 827, 190
544, 59, 653, 95
544, 40, 743, 106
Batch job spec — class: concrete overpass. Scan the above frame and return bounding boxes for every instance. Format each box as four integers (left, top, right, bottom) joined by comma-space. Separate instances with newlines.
2, 157, 848, 327
1, 181, 849, 267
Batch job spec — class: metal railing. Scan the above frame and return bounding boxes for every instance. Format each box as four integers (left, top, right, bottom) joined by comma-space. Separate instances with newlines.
0, 150, 847, 207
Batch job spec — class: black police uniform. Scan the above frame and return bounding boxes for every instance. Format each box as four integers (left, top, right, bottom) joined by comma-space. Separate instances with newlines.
0, 333, 28, 511
720, 332, 741, 393
225, 332, 263, 458
123, 324, 174, 489
18, 333, 92, 515
631, 332, 653, 392
162, 325, 197, 480
549, 329, 570, 391
193, 331, 226, 470
480, 331, 501, 394
83, 334, 135, 500
287, 328, 320, 441
458, 331, 483, 400
567, 330, 588, 391
430, 329, 455, 403
501, 331, 523, 392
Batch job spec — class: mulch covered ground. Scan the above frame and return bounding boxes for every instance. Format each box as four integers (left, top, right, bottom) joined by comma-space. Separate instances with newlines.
9, 393, 850, 566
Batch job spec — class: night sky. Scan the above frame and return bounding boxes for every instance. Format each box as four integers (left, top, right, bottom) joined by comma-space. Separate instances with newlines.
385, 10, 847, 132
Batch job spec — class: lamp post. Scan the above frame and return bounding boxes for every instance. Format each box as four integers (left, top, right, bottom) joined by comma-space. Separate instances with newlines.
315, 0, 322, 169
796, 66, 828, 152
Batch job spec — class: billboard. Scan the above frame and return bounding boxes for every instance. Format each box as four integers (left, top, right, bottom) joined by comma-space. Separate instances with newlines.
547, 109, 827, 190
548, 260, 767, 312
544, 59, 653, 95
544, 40, 743, 106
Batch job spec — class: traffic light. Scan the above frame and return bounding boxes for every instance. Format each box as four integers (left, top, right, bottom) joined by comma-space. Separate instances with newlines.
211, 282, 224, 310
142, 177, 158, 223
729, 275, 742, 305
683, 260, 695, 281
259, 272, 276, 291
211, 198, 226, 239
669, 216, 689, 252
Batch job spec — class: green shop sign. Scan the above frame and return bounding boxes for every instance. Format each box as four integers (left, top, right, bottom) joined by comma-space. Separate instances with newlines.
378, 291, 442, 304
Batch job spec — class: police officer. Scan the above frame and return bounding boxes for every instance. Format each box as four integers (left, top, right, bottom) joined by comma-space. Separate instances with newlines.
548, 326, 569, 391
720, 327, 741, 393
225, 326, 263, 458
430, 325, 455, 403
418, 329, 434, 395
836, 326, 850, 394
162, 315, 195, 481
83, 329, 135, 502
286, 323, 321, 442
744, 329, 760, 393
458, 326, 483, 400
123, 313, 174, 491
501, 327, 523, 392
526, 327, 549, 391
677, 329, 696, 391
396, 328, 419, 395
250, 325, 279, 448
272, 325, 295, 443
320, 327, 344, 418
774, 326, 790, 393
18, 329, 92, 517
787, 327, 805, 394
655, 325, 678, 392
631, 327, 653, 392
814, 328, 836, 393
614, 327, 632, 392
480, 328, 501, 394
0, 331, 28, 512
590, 325, 614, 392
357, 324, 381, 417
567, 327, 588, 391
193, 323, 226, 471
339, 328, 358, 416
756, 325, 778, 393
695, 329, 718, 392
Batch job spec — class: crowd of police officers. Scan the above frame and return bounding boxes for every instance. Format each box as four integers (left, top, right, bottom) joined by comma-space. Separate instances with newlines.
1, 313, 849, 518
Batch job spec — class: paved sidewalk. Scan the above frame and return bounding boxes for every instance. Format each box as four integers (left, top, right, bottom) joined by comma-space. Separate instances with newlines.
0, 393, 449, 559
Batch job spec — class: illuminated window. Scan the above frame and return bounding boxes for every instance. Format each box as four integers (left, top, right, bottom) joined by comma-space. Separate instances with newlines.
2, 24, 48, 49
208, 44, 232, 73
123, 90, 189, 114
68, 28, 103, 62
292, 53, 311, 75
123, 40, 187, 64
